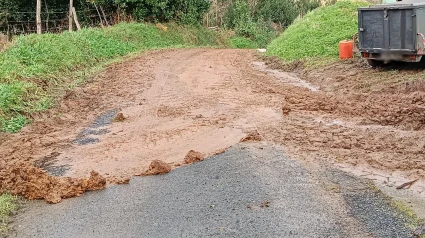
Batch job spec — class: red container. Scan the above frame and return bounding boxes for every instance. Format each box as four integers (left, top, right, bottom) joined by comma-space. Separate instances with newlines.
339, 40, 354, 59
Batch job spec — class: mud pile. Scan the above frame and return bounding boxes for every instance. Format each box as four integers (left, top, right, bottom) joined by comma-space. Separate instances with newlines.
0, 164, 106, 204
184, 150, 204, 164
142, 160, 172, 176
240, 131, 263, 142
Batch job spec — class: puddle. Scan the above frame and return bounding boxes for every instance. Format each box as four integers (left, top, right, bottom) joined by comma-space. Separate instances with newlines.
34, 152, 71, 176
253, 61, 318, 92
73, 109, 118, 145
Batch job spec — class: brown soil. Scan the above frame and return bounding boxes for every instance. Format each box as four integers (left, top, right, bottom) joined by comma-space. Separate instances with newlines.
113, 113, 126, 122
240, 131, 263, 142
1, 49, 424, 201
0, 164, 105, 204
142, 160, 172, 176
183, 150, 205, 164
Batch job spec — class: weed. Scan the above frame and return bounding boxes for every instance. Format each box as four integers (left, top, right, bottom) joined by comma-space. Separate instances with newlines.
0, 194, 18, 233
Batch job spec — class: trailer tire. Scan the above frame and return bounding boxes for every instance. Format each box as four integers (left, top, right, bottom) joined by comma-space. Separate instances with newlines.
367, 59, 383, 67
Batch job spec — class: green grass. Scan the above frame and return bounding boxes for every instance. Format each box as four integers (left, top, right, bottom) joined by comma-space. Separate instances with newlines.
228, 36, 259, 49
267, 1, 370, 61
0, 23, 229, 133
0, 194, 18, 232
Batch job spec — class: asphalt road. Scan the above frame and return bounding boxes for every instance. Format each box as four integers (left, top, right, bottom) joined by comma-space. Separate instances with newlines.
14, 144, 412, 238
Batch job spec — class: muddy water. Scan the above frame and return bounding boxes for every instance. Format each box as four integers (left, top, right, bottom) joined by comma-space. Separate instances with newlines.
252, 61, 318, 91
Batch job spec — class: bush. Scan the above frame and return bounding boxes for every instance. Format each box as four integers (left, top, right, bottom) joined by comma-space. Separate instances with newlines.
224, 0, 320, 49
0, 22, 229, 133
267, 1, 370, 60
228, 36, 258, 49
256, 0, 299, 27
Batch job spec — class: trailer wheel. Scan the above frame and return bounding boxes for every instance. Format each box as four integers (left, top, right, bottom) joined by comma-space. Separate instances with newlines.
367, 59, 383, 67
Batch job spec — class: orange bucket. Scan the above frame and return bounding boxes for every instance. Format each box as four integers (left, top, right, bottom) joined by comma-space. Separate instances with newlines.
339, 40, 354, 59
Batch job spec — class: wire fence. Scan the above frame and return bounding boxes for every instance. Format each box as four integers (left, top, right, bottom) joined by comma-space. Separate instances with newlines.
0, 9, 120, 37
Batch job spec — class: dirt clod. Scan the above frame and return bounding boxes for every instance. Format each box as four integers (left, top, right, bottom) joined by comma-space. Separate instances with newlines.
0, 163, 106, 204
240, 131, 263, 143
184, 150, 205, 164
142, 160, 172, 176
113, 113, 126, 122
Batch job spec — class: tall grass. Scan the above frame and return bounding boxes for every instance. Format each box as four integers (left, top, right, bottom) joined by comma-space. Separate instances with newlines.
0, 23, 228, 133
267, 1, 370, 61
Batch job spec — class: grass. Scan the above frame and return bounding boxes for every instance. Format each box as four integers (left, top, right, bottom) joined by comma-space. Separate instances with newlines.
0, 23, 230, 133
228, 36, 259, 49
267, 1, 370, 61
0, 194, 18, 232
392, 199, 424, 235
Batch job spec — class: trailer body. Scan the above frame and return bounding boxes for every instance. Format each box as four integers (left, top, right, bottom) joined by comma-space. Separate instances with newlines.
358, 0, 425, 64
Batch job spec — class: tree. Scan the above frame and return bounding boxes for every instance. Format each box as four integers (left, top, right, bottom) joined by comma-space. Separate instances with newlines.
36, 0, 41, 34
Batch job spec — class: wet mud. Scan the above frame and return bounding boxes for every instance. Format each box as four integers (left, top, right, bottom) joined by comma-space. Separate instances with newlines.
0, 49, 424, 202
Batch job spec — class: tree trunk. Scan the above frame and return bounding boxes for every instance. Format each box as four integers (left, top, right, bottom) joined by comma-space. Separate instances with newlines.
44, 0, 49, 32
72, 7, 81, 30
69, 0, 73, 31
100, 6, 109, 26
36, 0, 42, 34
94, 3, 104, 27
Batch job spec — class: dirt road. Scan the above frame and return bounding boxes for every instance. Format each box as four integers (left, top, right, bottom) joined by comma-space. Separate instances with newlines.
0, 49, 424, 202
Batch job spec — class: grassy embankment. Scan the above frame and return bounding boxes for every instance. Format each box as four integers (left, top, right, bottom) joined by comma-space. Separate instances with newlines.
0, 23, 231, 133
267, 1, 370, 63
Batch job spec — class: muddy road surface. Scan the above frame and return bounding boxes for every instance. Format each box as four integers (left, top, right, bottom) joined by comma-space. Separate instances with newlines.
1, 49, 425, 235
14, 145, 415, 238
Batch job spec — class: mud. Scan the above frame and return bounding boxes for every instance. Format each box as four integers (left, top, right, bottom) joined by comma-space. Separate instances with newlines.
142, 160, 172, 176
0, 164, 105, 203
183, 150, 204, 164
1, 49, 425, 201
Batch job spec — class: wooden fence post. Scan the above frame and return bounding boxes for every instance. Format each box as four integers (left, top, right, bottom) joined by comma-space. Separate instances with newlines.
36, 0, 42, 34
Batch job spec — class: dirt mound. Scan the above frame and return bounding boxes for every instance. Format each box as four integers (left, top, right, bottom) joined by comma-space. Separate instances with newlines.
0, 164, 106, 204
142, 160, 172, 176
240, 131, 263, 142
113, 113, 126, 122
184, 150, 204, 164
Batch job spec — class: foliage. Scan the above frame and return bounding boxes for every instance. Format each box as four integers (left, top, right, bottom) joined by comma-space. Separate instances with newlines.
228, 36, 258, 49
115, 0, 210, 24
255, 0, 299, 27
224, 0, 275, 48
223, 0, 320, 49
267, 1, 370, 61
0, 0, 209, 30
0, 22, 229, 133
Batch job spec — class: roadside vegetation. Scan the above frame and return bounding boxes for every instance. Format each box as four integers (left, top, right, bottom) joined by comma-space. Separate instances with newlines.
222, 0, 321, 48
0, 23, 230, 132
0, 194, 18, 232
267, 1, 370, 61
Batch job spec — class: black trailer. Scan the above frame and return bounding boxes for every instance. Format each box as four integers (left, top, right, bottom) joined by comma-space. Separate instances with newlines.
358, 0, 425, 66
